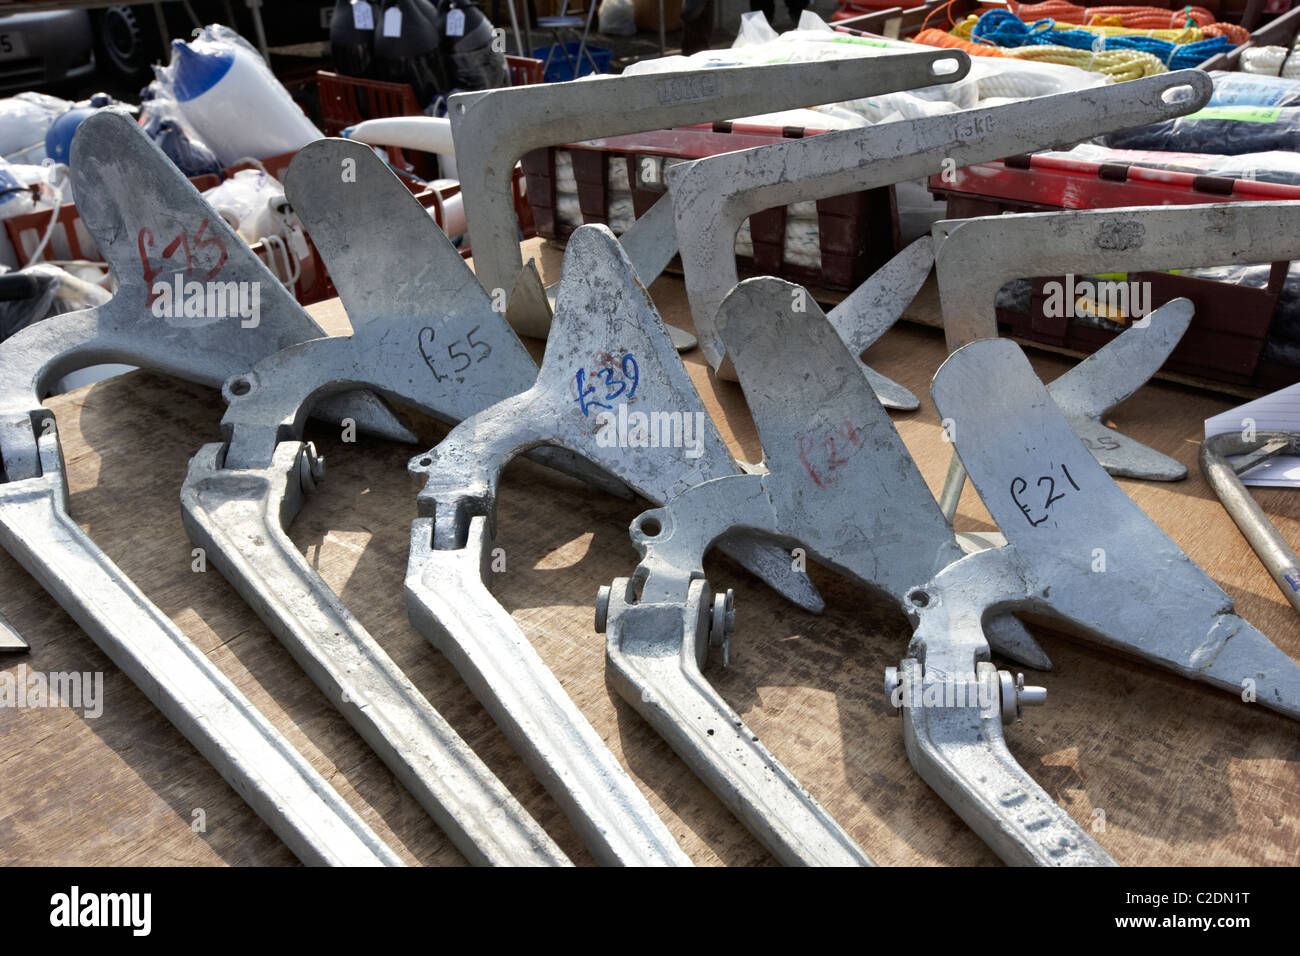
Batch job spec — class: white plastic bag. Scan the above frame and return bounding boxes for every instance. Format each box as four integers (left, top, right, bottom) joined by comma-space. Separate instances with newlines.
0, 93, 72, 162
599, 0, 637, 37
162, 25, 322, 165
201, 167, 287, 244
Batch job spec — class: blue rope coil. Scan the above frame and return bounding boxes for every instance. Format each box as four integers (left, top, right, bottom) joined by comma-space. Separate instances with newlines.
970, 8, 1231, 69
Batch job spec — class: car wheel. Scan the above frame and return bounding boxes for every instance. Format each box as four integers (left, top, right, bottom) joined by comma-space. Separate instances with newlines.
94, 6, 158, 80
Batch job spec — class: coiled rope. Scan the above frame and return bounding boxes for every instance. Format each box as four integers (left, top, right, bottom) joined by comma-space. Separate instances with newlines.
969, 8, 1234, 69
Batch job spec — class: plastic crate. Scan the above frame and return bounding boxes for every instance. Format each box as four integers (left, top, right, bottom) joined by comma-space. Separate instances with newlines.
4, 173, 219, 268
928, 153, 1300, 391
531, 42, 612, 82
521, 122, 901, 293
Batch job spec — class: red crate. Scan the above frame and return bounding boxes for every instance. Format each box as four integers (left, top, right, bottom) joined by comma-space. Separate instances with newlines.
315, 61, 540, 238
929, 153, 1300, 390
521, 122, 901, 293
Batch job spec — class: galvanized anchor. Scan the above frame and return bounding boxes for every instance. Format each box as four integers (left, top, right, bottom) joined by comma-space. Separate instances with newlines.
595, 276, 1068, 865
407, 226, 832, 867
892, 337, 1300, 864
667, 69, 1211, 385
181, 138, 577, 866
448, 52, 965, 341
932, 202, 1300, 521
0, 112, 411, 866
1201, 431, 1300, 617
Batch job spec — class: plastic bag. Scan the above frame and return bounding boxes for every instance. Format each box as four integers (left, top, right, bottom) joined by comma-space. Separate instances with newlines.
138, 83, 223, 178
0, 92, 73, 162
598, 0, 636, 36
0, 161, 71, 270
160, 25, 322, 166
1103, 105, 1300, 155
1208, 70, 1300, 107
1046, 143, 1300, 186
201, 168, 288, 244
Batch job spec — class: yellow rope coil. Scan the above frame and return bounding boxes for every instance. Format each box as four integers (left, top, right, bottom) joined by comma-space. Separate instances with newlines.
1006, 44, 1170, 80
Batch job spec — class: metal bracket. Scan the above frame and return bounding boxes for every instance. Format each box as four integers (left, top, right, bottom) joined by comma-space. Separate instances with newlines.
932, 202, 1300, 520
1201, 431, 1300, 616
0, 114, 422, 866
449, 52, 967, 339
667, 69, 1210, 380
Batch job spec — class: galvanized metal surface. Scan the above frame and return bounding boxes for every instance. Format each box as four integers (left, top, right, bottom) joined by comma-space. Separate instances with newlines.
450, 53, 966, 338
0, 610, 25, 652
0, 430, 402, 866
600, 574, 875, 866
926, 338, 1300, 724
182, 445, 569, 866
597, 276, 1062, 864
180, 139, 579, 866
1201, 432, 1300, 616
892, 655, 1114, 866
0, 114, 416, 866
667, 70, 1211, 378
826, 238, 935, 410
406, 227, 835, 866
932, 203, 1300, 512
506, 194, 699, 352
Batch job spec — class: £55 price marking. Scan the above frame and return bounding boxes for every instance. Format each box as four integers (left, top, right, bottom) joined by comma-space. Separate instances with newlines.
419, 324, 493, 382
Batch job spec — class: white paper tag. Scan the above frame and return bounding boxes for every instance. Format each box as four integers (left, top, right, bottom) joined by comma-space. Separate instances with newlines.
288, 226, 310, 260
382, 6, 402, 36
352, 1, 374, 30
445, 8, 465, 36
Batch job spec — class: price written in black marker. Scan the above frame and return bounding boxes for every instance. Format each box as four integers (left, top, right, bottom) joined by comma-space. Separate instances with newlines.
1010, 463, 1081, 527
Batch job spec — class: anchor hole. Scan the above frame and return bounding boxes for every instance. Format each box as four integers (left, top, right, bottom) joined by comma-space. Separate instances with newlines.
1161, 84, 1196, 105
639, 516, 662, 537
908, 589, 930, 608
931, 57, 961, 76
229, 378, 252, 396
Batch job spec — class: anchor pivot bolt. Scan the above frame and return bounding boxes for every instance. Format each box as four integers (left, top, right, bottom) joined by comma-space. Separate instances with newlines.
709, 589, 735, 643
999, 670, 1046, 723
709, 589, 735, 666
884, 666, 902, 717
595, 585, 611, 634
298, 443, 325, 494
